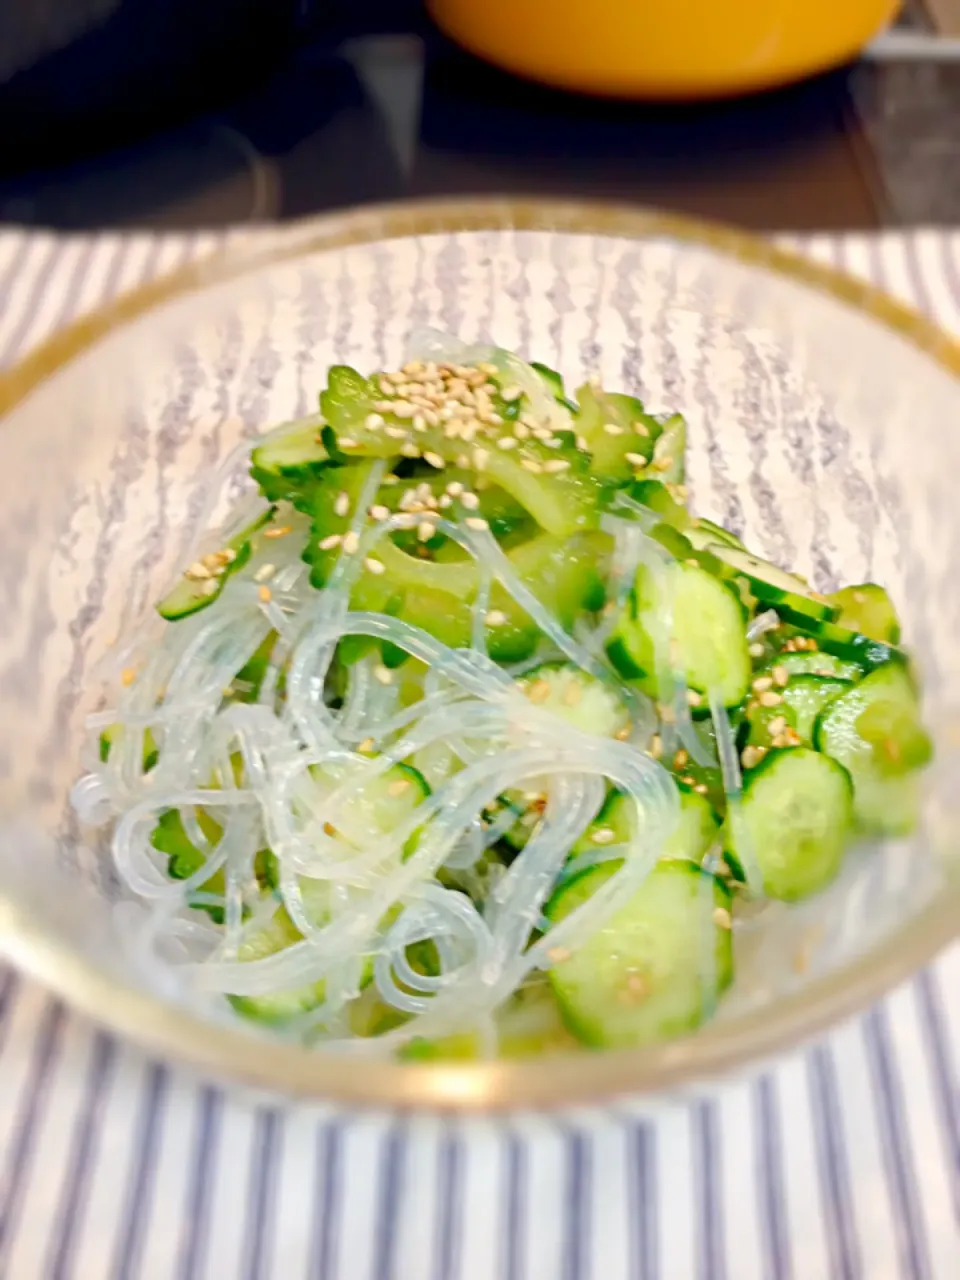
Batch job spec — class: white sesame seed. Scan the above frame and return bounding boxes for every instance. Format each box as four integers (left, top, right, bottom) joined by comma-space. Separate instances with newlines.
486, 609, 507, 626
439, 494, 452, 508
202, 579, 220, 596
339, 437, 357, 449
392, 402, 415, 419
446, 480, 464, 498
460, 491, 480, 510
624, 452, 646, 467
500, 384, 522, 402
254, 563, 276, 582
752, 675, 774, 692
591, 827, 616, 845
258, 584, 273, 603
748, 642, 766, 658
713, 906, 733, 929
423, 451, 445, 470
478, 361, 498, 376
369, 504, 390, 521
186, 560, 212, 579
418, 520, 436, 541
334, 491, 350, 518
364, 557, 386, 575
379, 377, 394, 394
400, 442, 420, 458
318, 533, 342, 550
514, 422, 530, 440
543, 458, 571, 473
341, 531, 360, 554
652, 455, 674, 473
603, 422, 625, 435
465, 516, 489, 531
384, 425, 408, 440
412, 414, 427, 433
497, 436, 518, 451
520, 459, 543, 474
472, 447, 489, 471
374, 399, 395, 413
771, 664, 790, 688
576, 435, 590, 452
759, 690, 783, 708
373, 664, 393, 685
633, 421, 650, 437
365, 412, 385, 430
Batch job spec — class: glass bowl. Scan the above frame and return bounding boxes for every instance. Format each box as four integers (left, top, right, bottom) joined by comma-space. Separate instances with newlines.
0, 201, 957, 1109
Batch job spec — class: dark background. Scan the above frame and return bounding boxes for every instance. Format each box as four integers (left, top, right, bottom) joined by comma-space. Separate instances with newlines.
0, 0, 956, 232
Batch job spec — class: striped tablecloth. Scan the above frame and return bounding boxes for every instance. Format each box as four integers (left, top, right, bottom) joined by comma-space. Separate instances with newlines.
0, 226, 959, 1280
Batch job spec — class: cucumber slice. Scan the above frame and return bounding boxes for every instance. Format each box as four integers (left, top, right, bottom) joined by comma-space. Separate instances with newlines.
705, 545, 837, 624
228, 893, 339, 1026
157, 507, 275, 621
826, 583, 901, 645
311, 758, 431, 853
250, 419, 329, 479
622, 559, 751, 706
575, 384, 659, 482
544, 861, 733, 1048
769, 651, 863, 682
99, 724, 159, 772
690, 518, 746, 552
645, 413, 686, 485
784, 616, 905, 674
515, 662, 630, 738
530, 361, 578, 413
664, 788, 720, 864
779, 675, 852, 745
815, 663, 931, 833
724, 747, 853, 901
628, 478, 692, 531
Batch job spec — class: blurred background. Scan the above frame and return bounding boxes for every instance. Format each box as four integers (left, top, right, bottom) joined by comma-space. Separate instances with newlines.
0, 0, 957, 233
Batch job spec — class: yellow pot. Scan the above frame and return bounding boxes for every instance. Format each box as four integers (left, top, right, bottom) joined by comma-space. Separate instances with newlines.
428, 0, 900, 99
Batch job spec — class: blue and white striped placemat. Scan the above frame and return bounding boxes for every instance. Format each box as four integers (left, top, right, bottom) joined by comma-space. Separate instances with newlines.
0, 226, 958, 1280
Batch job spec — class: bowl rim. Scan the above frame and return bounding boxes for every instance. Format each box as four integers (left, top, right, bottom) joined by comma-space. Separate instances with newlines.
1, 197, 958, 1110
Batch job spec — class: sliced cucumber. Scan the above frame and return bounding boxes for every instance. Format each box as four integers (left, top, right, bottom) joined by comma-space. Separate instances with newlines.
815, 662, 931, 833
628, 478, 692, 531
515, 662, 630, 738
705, 545, 837, 624
784, 616, 905, 674
622, 559, 751, 706
664, 788, 720, 864
779, 675, 852, 745
575, 384, 659, 482
250, 419, 329, 480
544, 861, 733, 1048
769, 651, 863, 683
99, 724, 159, 771
645, 413, 686, 485
157, 508, 275, 621
724, 747, 853, 901
690, 518, 746, 552
826, 583, 901, 646
311, 758, 431, 854
228, 901, 331, 1025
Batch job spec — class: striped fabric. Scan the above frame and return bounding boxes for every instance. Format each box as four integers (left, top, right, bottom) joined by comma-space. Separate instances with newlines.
0, 226, 959, 1280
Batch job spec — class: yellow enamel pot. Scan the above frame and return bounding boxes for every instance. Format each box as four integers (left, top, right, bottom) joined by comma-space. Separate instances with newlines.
429, 0, 900, 99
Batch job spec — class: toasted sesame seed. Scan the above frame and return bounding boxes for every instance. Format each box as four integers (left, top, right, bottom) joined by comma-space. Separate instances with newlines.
752, 675, 774, 692
526, 679, 551, 704
759, 690, 783, 708
713, 906, 733, 929
411, 414, 427, 433
202, 579, 220, 596
563, 681, 582, 707
546, 946, 571, 964
624, 452, 647, 467
318, 533, 342, 550
400, 442, 420, 458
694, 783, 709, 795
768, 716, 788, 737
357, 737, 376, 754
341, 531, 360, 555
543, 458, 571, 473
373, 664, 393, 686
263, 526, 293, 542
576, 435, 590, 452
258, 585, 273, 603
254, 563, 276, 582
485, 609, 507, 626
520, 459, 543, 474
374, 399, 395, 413
465, 516, 489, 531
393, 403, 416, 421
364, 557, 386, 576
659, 703, 677, 724
472, 447, 489, 471
649, 733, 663, 759
741, 745, 762, 769
680, 774, 696, 787
333, 491, 350, 518
121, 666, 136, 686
417, 520, 435, 542
633, 421, 650, 437
338, 437, 357, 449
387, 778, 411, 797
364, 412, 385, 431
460, 491, 480, 510
748, 642, 766, 658
378, 377, 394, 394
446, 481, 464, 498
615, 724, 632, 741
186, 560, 212, 580
652, 455, 674, 473
591, 826, 616, 845
603, 422, 625, 436
423, 451, 445, 470
368, 504, 390, 522
383, 426, 407, 441
771, 664, 789, 687
439, 494, 452, 508
497, 436, 518, 451
500, 384, 522, 402
686, 688, 703, 707
673, 748, 689, 769
514, 422, 530, 440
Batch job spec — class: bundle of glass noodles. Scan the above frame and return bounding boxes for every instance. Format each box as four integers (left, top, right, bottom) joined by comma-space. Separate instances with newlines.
72, 332, 931, 1059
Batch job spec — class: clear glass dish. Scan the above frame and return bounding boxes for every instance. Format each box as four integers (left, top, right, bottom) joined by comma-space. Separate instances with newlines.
0, 201, 957, 1108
